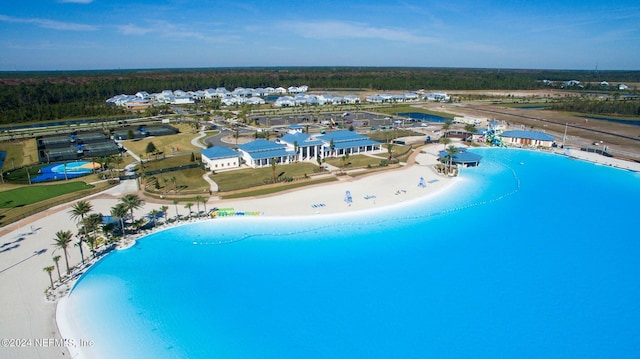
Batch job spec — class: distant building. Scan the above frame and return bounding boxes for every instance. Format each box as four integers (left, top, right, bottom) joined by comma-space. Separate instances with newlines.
501, 130, 555, 148
424, 92, 450, 102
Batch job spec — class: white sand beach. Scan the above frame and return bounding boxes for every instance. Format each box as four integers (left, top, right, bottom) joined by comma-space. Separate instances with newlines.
0, 144, 459, 359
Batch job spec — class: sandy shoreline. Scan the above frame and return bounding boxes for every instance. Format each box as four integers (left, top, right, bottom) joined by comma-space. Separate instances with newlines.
0, 144, 456, 359
1, 143, 639, 359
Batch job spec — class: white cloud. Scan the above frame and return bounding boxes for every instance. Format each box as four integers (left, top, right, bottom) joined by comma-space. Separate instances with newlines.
0, 14, 97, 31
116, 20, 238, 42
117, 24, 153, 36
280, 20, 438, 44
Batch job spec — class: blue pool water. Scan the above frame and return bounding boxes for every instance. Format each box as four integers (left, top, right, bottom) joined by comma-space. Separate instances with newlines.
32, 161, 98, 182
398, 112, 451, 122
64, 148, 640, 358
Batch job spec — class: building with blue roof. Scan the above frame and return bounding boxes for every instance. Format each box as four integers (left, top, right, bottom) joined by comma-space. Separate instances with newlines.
501, 130, 555, 148
277, 132, 324, 161
438, 148, 483, 167
276, 129, 382, 162
238, 139, 296, 168
317, 130, 383, 157
201, 146, 240, 170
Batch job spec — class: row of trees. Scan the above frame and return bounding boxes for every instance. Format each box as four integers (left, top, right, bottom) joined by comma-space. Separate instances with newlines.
44, 193, 213, 291
45, 195, 146, 290
5, 67, 639, 125
550, 98, 640, 116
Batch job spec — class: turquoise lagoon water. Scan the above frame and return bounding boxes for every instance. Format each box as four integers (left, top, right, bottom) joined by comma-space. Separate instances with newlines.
64, 148, 640, 358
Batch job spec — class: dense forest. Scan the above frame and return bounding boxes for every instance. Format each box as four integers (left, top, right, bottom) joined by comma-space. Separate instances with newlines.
550, 98, 640, 116
1, 67, 639, 125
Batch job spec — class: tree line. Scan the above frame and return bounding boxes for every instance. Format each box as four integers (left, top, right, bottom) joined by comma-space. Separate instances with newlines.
2, 67, 639, 125
550, 98, 640, 116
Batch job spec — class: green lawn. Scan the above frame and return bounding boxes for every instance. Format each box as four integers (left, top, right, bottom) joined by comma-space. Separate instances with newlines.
0, 181, 94, 208
122, 124, 211, 159
148, 167, 210, 194
212, 162, 321, 192
324, 154, 384, 169
0, 139, 39, 170
141, 154, 196, 172
220, 177, 338, 199
367, 129, 423, 142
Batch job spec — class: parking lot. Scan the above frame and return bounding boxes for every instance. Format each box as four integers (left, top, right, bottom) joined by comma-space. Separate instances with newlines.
225, 110, 447, 132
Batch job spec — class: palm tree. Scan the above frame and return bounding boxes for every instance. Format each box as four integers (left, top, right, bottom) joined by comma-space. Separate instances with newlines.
464, 124, 478, 135
170, 176, 177, 193
101, 155, 112, 178
52, 255, 62, 282
439, 137, 451, 150
172, 199, 180, 218
120, 194, 144, 225
150, 209, 160, 227
84, 213, 103, 257
69, 200, 93, 241
52, 230, 73, 274
184, 202, 194, 218
270, 157, 277, 182
111, 203, 128, 238
112, 155, 124, 176
44, 266, 55, 289
387, 143, 394, 162
160, 205, 169, 222
162, 178, 169, 193
74, 235, 86, 265
85, 236, 98, 259
194, 196, 202, 216
341, 152, 350, 172
200, 198, 207, 214
445, 145, 460, 174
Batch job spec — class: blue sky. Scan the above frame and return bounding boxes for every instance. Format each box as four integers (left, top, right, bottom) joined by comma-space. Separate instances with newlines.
1, 0, 639, 71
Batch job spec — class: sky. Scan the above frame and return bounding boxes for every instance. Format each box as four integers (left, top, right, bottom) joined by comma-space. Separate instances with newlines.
0, 0, 639, 71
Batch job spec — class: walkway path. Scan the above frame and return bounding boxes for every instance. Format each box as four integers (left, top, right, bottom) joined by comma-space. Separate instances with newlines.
191, 125, 207, 149
192, 126, 219, 195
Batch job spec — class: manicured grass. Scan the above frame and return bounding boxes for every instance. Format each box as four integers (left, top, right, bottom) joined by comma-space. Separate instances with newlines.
147, 167, 210, 194
367, 129, 423, 142
220, 177, 338, 199
141, 154, 196, 172
122, 124, 210, 159
0, 180, 113, 227
0, 139, 39, 170
324, 154, 383, 169
212, 162, 321, 192
0, 181, 94, 208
